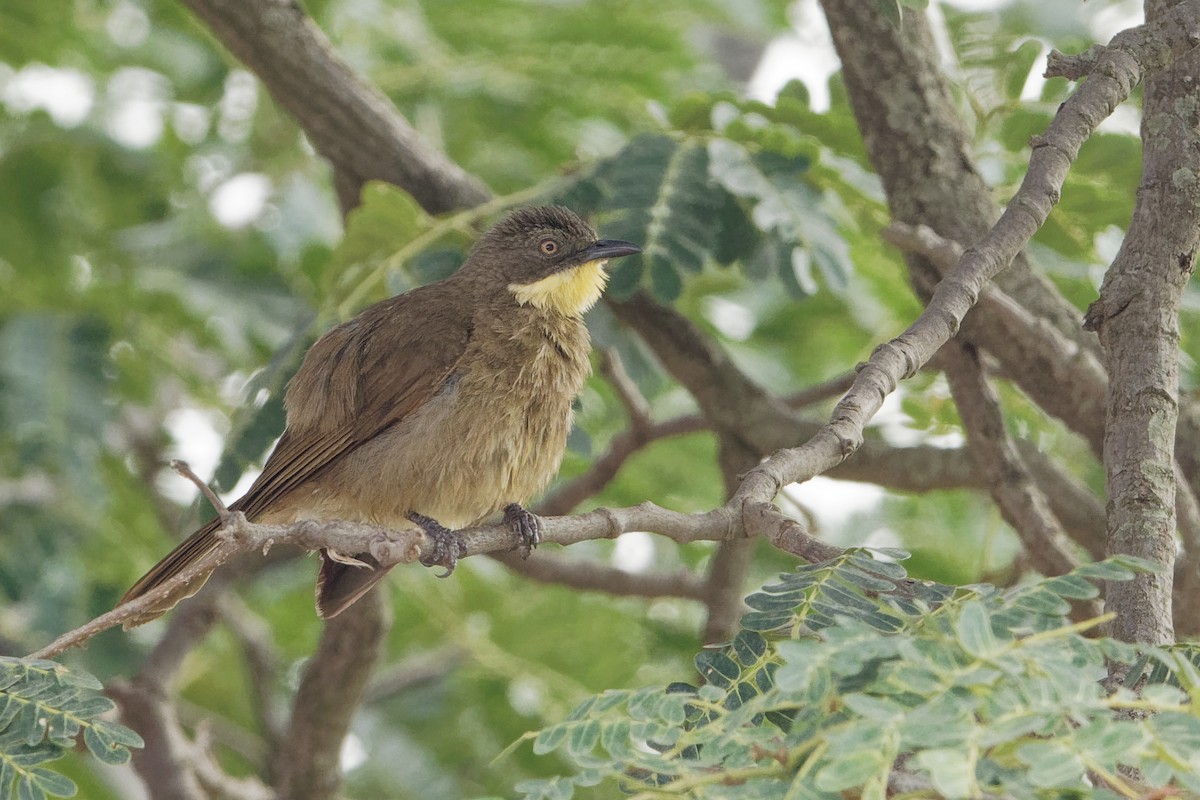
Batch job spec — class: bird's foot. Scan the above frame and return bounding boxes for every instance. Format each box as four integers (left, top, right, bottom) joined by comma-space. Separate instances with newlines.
503, 503, 542, 559
408, 512, 466, 577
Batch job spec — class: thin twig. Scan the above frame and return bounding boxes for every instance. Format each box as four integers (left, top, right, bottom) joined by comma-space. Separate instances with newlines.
598, 347, 653, 439
170, 460, 229, 517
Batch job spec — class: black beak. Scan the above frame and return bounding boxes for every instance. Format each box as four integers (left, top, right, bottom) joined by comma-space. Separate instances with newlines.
579, 239, 642, 262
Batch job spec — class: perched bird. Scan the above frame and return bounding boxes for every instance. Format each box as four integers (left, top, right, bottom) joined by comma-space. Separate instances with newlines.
120, 206, 641, 622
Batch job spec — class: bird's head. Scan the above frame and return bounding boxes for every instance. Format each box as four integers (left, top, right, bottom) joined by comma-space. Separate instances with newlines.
467, 206, 641, 317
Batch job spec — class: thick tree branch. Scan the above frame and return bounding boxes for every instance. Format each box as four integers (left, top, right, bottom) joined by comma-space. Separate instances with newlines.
270, 589, 390, 800
179, 0, 489, 213
1084, 3, 1200, 645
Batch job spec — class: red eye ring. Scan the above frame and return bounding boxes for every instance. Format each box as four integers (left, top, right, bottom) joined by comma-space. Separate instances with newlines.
539, 239, 559, 255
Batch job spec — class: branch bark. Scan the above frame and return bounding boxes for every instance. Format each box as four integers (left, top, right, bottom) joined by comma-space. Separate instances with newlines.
1083, 0, 1200, 645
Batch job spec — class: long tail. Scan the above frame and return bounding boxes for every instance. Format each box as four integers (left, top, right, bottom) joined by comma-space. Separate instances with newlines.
118, 515, 225, 627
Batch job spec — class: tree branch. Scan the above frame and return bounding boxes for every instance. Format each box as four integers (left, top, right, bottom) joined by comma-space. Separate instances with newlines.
270, 589, 390, 800
940, 342, 1085, 582
178, 0, 489, 213
1083, 5, 1200, 645
31, 498, 764, 657
1044, 3, 1200, 81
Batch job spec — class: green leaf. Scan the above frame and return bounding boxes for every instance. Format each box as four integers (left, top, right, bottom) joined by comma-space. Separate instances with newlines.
20, 766, 76, 799
82, 722, 142, 766
842, 693, 904, 722
731, 630, 767, 666
813, 747, 887, 791
1016, 741, 1085, 788
837, 565, 899, 593
533, 724, 570, 756
695, 651, 740, 689
913, 748, 974, 798
954, 600, 998, 657
649, 258, 683, 302
566, 719, 600, 756
1040, 573, 1100, 600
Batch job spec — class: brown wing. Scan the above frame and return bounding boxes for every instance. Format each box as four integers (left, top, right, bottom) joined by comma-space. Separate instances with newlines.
119, 283, 473, 619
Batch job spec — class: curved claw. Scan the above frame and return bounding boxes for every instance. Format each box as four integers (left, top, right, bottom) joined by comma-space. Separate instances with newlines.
408, 512, 466, 577
503, 503, 543, 559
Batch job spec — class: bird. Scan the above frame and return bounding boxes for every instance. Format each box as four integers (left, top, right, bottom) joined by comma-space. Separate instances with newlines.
119, 205, 641, 623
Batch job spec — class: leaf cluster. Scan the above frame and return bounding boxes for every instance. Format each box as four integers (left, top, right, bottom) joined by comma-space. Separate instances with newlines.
0, 658, 142, 800
523, 553, 1200, 799
554, 88, 877, 304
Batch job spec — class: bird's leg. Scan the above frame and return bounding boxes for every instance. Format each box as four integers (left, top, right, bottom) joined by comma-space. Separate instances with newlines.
503, 503, 542, 559
407, 512, 466, 577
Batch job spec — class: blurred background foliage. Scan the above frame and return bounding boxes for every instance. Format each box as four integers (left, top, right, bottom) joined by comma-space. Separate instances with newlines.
0, 0, 1163, 796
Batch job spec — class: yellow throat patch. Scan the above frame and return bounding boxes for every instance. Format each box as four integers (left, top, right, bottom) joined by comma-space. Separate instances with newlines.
509, 259, 609, 316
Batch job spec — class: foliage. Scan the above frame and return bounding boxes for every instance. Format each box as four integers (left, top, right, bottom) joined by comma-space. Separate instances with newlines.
0, 658, 142, 800
522, 553, 1200, 799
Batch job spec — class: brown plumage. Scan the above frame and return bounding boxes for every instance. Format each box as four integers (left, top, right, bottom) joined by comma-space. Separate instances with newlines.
120, 206, 641, 623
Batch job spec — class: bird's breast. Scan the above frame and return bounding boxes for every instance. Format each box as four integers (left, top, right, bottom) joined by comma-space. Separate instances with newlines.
447, 314, 592, 505
312, 312, 591, 529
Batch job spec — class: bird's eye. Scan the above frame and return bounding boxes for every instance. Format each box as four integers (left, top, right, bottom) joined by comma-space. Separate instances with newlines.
539, 239, 559, 256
